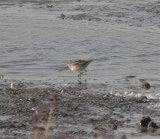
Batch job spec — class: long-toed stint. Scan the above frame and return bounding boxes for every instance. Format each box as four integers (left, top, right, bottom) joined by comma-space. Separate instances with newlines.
67, 59, 93, 83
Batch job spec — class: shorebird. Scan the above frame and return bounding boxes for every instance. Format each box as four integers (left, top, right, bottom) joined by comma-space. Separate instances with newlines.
67, 60, 93, 83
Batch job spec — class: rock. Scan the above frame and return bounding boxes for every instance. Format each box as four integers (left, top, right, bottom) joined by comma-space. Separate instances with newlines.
46, 5, 54, 8
121, 135, 127, 139
136, 116, 158, 132
140, 81, 150, 89
60, 13, 66, 20
148, 121, 158, 128
112, 124, 117, 130
136, 116, 151, 127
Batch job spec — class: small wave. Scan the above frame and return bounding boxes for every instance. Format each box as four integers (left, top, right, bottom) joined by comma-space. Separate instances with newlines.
153, 103, 160, 109
113, 91, 160, 100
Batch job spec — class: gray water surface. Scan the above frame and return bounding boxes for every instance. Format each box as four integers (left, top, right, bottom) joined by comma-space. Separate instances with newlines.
0, 0, 160, 91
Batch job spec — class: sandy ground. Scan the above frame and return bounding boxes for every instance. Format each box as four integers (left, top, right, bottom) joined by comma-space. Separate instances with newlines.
0, 82, 160, 139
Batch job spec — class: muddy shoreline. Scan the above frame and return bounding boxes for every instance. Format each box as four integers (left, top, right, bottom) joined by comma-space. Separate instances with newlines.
0, 82, 160, 139
0, 0, 160, 138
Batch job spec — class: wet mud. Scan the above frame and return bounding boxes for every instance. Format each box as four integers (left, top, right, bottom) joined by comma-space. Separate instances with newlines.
58, 0, 160, 27
0, 82, 160, 139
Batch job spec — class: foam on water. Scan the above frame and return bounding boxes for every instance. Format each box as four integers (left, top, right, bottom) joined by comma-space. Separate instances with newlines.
114, 91, 160, 100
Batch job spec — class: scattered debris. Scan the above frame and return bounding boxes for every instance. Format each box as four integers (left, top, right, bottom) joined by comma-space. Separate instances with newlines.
46, 5, 54, 8
60, 13, 66, 19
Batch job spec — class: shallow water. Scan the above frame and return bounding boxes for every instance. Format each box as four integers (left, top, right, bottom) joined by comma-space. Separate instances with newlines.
0, 0, 160, 99
0, 0, 160, 120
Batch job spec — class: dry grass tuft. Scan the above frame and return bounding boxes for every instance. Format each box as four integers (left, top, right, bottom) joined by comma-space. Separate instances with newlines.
44, 94, 57, 139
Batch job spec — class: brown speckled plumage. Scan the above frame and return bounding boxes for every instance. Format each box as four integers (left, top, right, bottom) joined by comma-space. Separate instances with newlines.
67, 60, 93, 71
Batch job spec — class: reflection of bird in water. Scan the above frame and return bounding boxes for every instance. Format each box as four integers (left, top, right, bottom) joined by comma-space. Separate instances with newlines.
67, 60, 93, 83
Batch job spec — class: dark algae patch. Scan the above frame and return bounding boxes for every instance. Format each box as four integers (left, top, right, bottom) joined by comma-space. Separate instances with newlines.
0, 82, 159, 139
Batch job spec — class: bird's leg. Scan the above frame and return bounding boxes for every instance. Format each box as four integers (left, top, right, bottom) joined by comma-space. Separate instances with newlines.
81, 70, 87, 75
78, 70, 87, 84
77, 72, 82, 84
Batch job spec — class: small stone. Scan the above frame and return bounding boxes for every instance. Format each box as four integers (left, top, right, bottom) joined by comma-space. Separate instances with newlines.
136, 116, 159, 133
148, 121, 158, 128
112, 124, 117, 130
46, 5, 53, 8
121, 135, 127, 139
10, 83, 14, 89
60, 13, 66, 20
136, 116, 151, 127
140, 81, 150, 89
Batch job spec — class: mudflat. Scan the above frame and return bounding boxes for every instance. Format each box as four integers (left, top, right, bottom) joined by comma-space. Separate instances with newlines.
0, 82, 159, 139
